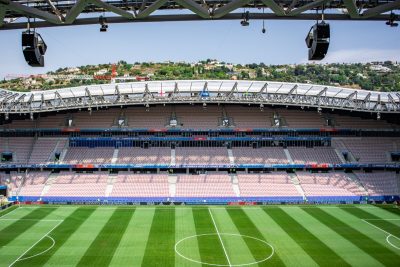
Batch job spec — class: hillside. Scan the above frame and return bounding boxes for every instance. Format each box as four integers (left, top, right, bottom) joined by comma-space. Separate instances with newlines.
1, 60, 400, 92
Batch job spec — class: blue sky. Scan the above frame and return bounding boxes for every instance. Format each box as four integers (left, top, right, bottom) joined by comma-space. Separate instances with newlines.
0, 17, 399, 79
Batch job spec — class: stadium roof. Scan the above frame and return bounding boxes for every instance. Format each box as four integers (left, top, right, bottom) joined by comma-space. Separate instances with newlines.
1, 80, 400, 114
0, 0, 399, 30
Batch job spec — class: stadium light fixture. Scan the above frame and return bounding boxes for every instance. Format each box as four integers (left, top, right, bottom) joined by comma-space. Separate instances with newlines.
241, 11, 250, 26
99, 16, 108, 32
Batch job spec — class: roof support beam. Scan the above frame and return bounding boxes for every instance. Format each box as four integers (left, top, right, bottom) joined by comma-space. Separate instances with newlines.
45, 0, 65, 21
143, 83, 154, 98
174, 0, 210, 18
346, 91, 357, 100
288, 85, 298, 96
64, 0, 88, 24
317, 87, 328, 97
213, 0, 251, 18
136, 0, 167, 18
55, 91, 65, 107
0, 13, 394, 30
261, 0, 286, 16
343, 0, 360, 18
90, 0, 135, 19
362, 0, 400, 18
1, 0, 62, 24
226, 82, 238, 98
287, 0, 330, 16
65, 0, 135, 24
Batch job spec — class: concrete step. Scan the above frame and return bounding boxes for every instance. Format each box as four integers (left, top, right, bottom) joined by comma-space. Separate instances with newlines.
288, 172, 306, 201
171, 149, 176, 166
169, 175, 177, 197
284, 149, 294, 164
111, 149, 119, 164
227, 149, 235, 164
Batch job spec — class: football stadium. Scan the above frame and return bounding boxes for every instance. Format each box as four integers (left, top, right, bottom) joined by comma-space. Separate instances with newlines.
1, 0, 400, 266
0, 80, 399, 266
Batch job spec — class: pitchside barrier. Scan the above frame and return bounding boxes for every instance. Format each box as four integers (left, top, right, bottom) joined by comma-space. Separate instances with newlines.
9, 195, 400, 205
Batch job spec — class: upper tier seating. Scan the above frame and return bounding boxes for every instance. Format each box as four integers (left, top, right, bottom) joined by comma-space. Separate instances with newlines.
175, 174, 235, 197
63, 147, 114, 164
0, 137, 34, 164
289, 147, 342, 164
277, 109, 325, 128
296, 172, 364, 196
0, 105, 397, 130
355, 172, 399, 196
28, 138, 67, 164
117, 147, 170, 164
333, 138, 398, 163
232, 147, 289, 164
125, 106, 171, 128
175, 105, 223, 129
237, 173, 300, 197
175, 147, 230, 165
332, 114, 394, 129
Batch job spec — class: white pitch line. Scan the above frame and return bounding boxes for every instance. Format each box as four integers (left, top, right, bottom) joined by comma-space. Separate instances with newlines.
208, 208, 232, 267
0, 207, 20, 219
0, 219, 63, 222
8, 220, 63, 267
362, 218, 400, 221
18, 235, 56, 261
361, 219, 400, 250
361, 219, 400, 240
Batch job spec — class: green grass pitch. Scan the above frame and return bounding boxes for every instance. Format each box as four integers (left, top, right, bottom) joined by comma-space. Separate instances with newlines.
0, 205, 400, 267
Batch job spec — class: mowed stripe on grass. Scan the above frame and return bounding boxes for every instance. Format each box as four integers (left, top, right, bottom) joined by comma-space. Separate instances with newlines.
0, 207, 57, 248
141, 207, 175, 267
76, 207, 135, 267
340, 206, 400, 241
303, 207, 400, 266
109, 208, 155, 267
175, 207, 202, 267
192, 207, 230, 266
226, 207, 284, 266
264, 207, 350, 267
285, 206, 383, 266
12, 207, 96, 267
43, 207, 116, 266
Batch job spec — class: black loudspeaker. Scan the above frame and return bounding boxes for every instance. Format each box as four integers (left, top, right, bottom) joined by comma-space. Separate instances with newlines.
305, 22, 330, 60
22, 31, 47, 67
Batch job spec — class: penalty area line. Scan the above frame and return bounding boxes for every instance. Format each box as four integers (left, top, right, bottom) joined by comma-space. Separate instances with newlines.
208, 208, 232, 267
361, 219, 400, 250
8, 220, 63, 267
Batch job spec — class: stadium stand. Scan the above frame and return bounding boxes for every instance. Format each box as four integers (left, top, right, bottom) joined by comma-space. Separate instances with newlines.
63, 147, 114, 164
175, 174, 236, 197
296, 171, 364, 197
288, 147, 342, 164
44, 172, 109, 197
110, 173, 169, 197
232, 147, 289, 164
175, 147, 230, 165
117, 147, 170, 164
237, 173, 301, 197
355, 171, 400, 196
0, 103, 399, 203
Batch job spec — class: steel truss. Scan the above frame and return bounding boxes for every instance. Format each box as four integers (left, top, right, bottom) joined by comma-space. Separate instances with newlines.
1, 80, 399, 115
0, 0, 399, 30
